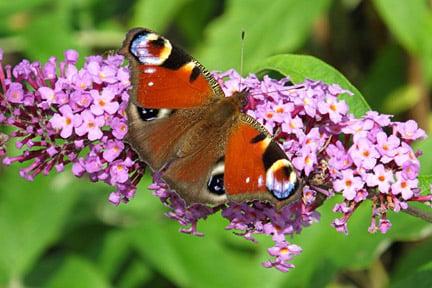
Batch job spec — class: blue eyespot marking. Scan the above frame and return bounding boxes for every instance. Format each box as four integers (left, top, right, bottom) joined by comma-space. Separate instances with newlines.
130, 33, 172, 65
265, 159, 298, 200
267, 180, 296, 200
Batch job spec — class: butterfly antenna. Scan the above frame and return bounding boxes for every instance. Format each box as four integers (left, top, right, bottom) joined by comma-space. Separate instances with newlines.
240, 30, 245, 77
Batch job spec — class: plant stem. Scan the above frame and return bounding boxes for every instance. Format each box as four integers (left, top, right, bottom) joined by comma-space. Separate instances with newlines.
310, 184, 432, 224
403, 206, 432, 223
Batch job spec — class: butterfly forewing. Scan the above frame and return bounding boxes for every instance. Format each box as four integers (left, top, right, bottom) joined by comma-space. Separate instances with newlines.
120, 28, 223, 109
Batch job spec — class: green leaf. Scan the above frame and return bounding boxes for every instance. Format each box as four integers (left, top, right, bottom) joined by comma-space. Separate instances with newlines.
131, 0, 192, 32
361, 45, 406, 111
0, 0, 51, 15
254, 54, 370, 117
196, 0, 332, 71
372, 0, 431, 56
20, 2, 88, 62
176, 0, 219, 47
418, 175, 432, 193
128, 219, 284, 288
117, 259, 152, 288
391, 238, 432, 285
383, 85, 421, 114
391, 261, 432, 288
97, 231, 132, 280
47, 255, 110, 288
414, 137, 432, 175
0, 169, 80, 284
372, 0, 432, 82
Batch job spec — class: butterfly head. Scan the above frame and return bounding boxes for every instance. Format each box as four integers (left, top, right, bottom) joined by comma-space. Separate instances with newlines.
230, 88, 250, 110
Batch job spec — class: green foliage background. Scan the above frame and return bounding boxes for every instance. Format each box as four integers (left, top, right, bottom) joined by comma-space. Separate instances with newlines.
1, 0, 432, 287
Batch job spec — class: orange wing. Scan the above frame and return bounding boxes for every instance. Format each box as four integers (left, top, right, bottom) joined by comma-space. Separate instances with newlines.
224, 115, 300, 204
120, 28, 223, 109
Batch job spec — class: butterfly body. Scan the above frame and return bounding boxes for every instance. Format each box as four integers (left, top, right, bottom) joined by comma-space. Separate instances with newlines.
120, 28, 302, 207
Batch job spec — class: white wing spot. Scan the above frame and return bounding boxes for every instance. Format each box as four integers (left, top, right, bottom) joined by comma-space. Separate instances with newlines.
245, 177, 251, 183
144, 67, 156, 74
157, 109, 172, 119
211, 162, 225, 176
148, 81, 154, 87
258, 175, 264, 187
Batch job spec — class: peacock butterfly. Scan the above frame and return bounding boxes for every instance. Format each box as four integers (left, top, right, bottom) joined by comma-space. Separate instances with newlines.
119, 28, 302, 207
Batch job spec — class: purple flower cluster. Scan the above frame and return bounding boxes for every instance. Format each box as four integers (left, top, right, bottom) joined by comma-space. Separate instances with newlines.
215, 70, 429, 235
0, 49, 144, 203
1, 50, 431, 272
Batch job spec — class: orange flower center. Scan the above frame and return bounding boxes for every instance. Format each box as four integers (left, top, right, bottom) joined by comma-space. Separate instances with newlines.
345, 179, 352, 187
330, 103, 337, 111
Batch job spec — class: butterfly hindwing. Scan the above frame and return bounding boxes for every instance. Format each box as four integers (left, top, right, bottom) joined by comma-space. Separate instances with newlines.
126, 103, 207, 170
224, 114, 300, 205
156, 112, 301, 207
157, 105, 233, 205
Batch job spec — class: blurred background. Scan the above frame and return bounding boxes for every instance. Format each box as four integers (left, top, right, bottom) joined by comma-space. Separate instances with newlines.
1, 0, 432, 287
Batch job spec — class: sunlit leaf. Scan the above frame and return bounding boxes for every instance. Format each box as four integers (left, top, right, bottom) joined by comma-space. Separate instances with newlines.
372, 0, 431, 55
372, 0, 432, 82
383, 85, 421, 114
47, 255, 110, 288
